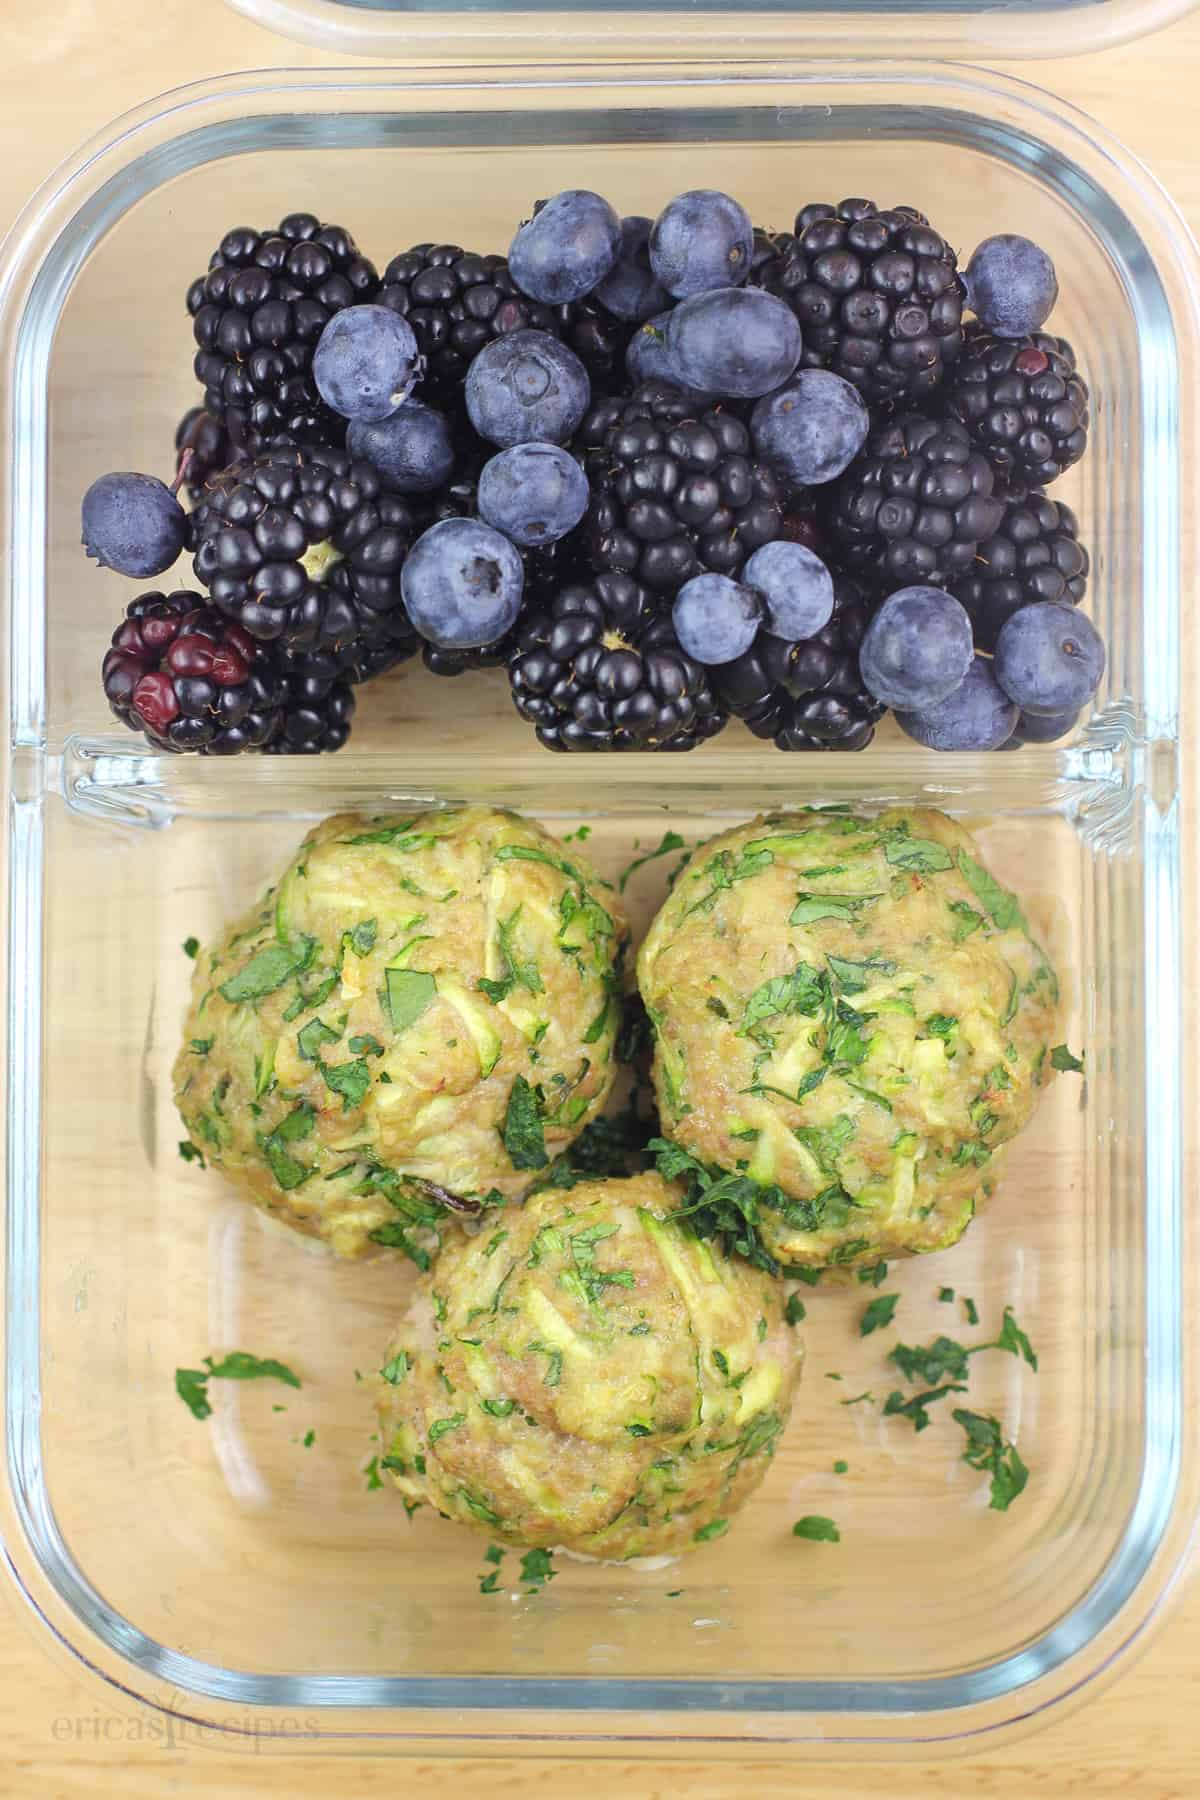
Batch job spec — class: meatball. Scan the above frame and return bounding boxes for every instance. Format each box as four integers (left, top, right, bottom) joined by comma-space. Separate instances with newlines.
637, 806, 1060, 1271
374, 1175, 801, 1558
173, 807, 627, 1258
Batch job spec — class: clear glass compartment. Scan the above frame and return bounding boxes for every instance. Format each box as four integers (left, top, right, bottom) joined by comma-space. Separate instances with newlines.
0, 64, 1196, 1756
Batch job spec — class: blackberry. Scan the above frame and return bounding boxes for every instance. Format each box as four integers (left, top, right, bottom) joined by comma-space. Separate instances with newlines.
378, 244, 557, 405
507, 572, 727, 751
748, 199, 966, 408
553, 293, 634, 391
830, 413, 1005, 591
943, 325, 1089, 489
712, 575, 885, 751
580, 381, 784, 594
174, 406, 232, 504
101, 590, 283, 754
949, 489, 1089, 652
190, 443, 422, 670
263, 650, 356, 753
187, 213, 379, 455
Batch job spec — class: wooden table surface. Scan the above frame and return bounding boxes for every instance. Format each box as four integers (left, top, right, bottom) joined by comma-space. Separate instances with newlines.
2, 2, 1199, 1793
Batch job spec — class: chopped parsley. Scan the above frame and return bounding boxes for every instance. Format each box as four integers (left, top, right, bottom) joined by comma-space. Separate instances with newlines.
563, 825, 592, 843
953, 1409, 1029, 1510
956, 851, 1027, 934
427, 1414, 466, 1444
219, 936, 315, 1004
320, 1056, 371, 1113
183, 936, 200, 960
883, 1384, 969, 1431
349, 1034, 385, 1058
502, 1075, 548, 1171
685, 844, 775, 916
856, 1260, 889, 1288
833, 1460, 849, 1475
790, 894, 861, 926
175, 1351, 301, 1420
693, 1518, 730, 1543
885, 836, 953, 874
478, 905, 544, 1005
302, 1429, 315, 1448
618, 830, 686, 893
938, 1286, 956, 1303
519, 1547, 557, 1590
792, 1515, 840, 1543
380, 1351, 410, 1386
860, 1293, 900, 1337
739, 964, 824, 1036
948, 900, 985, 941
1050, 1043, 1085, 1073
343, 918, 378, 959
964, 1297, 980, 1326
784, 1293, 807, 1327
297, 1016, 339, 1061
385, 967, 437, 1032
258, 1102, 315, 1191
178, 1140, 205, 1168
364, 1457, 383, 1491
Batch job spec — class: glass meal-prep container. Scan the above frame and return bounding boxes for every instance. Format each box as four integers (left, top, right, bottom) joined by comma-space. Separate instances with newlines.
0, 46, 1196, 1759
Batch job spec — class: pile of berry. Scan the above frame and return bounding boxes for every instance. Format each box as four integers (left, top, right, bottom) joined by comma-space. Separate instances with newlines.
84, 196, 1103, 754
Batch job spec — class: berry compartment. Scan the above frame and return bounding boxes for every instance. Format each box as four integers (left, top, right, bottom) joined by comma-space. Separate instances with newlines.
0, 63, 1195, 1756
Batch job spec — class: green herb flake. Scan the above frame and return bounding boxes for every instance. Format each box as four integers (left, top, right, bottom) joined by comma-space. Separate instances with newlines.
885, 837, 953, 874
924, 1013, 958, 1040
1050, 1043, 1085, 1073
519, 1547, 557, 1590
860, 1293, 900, 1337
964, 1297, 980, 1327
478, 904, 544, 1005
344, 918, 378, 958
618, 830, 686, 893
175, 1368, 211, 1420
479, 1571, 502, 1595
956, 851, 1027, 934
183, 936, 200, 960
481, 1398, 516, 1418
883, 1384, 968, 1432
178, 1140, 206, 1168
938, 1286, 956, 1303
833, 1460, 849, 1475
219, 936, 315, 1004
302, 1429, 315, 1448
189, 1037, 214, 1057
364, 1457, 384, 1491
427, 1413, 466, 1445
693, 1518, 730, 1543
790, 895, 860, 926
993, 1306, 1039, 1371
320, 1057, 371, 1113
502, 1075, 548, 1171
856, 1260, 889, 1288
297, 1016, 340, 1061
563, 825, 592, 843
953, 1408, 1029, 1511
349, 1034, 385, 1058
792, 1515, 840, 1543
948, 900, 985, 941
840, 1391, 875, 1408
385, 967, 437, 1032
740, 963, 825, 1033
784, 1293, 807, 1327
380, 1351, 410, 1386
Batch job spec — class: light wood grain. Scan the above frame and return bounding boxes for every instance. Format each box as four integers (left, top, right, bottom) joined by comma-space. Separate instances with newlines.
2, 3, 1199, 1794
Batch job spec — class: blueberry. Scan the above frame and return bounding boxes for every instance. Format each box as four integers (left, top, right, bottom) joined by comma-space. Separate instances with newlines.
1011, 705, 1080, 745
895, 655, 1018, 751
625, 312, 717, 403
965, 235, 1059, 338
742, 541, 835, 640
465, 329, 591, 448
649, 189, 754, 300
81, 472, 187, 579
400, 518, 524, 649
312, 304, 422, 423
508, 190, 622, 305
477, 442, 589, 548
672, 573, 762, 666
751, 372, 869, 486
347, 401, 456, 494
593, 216, 670, 324
858, 586, 975, 711
665, 288, 802, 400
993, 601, 1106, 715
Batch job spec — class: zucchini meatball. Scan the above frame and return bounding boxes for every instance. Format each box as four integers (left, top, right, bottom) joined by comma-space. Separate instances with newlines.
374, 1175, 800, 1557
638, 807, 1060, 1272
174, 807, 626, 1257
